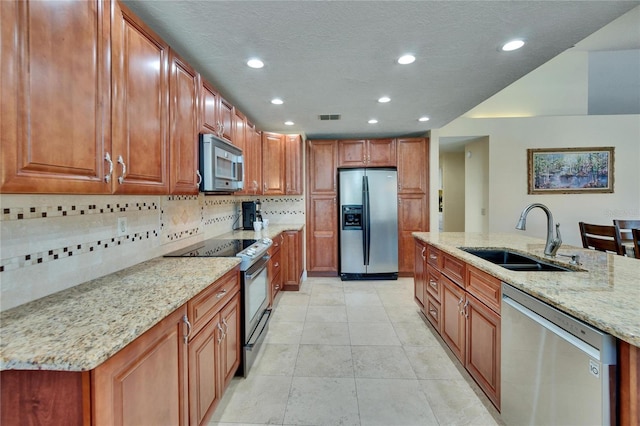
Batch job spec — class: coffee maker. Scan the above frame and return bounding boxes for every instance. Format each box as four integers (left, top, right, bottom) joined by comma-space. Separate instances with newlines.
241, 200, 262, 230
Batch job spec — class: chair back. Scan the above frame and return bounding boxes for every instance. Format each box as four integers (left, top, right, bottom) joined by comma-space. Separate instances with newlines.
579, 222, 624, 255
633, 228, 640, 259
613, 219, 640, 244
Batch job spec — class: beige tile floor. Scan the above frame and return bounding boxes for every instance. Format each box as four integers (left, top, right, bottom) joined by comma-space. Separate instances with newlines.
209, 277, 503, 426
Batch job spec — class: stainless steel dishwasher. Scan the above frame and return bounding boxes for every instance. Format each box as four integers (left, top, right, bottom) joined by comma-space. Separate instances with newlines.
501, 283, 617, 425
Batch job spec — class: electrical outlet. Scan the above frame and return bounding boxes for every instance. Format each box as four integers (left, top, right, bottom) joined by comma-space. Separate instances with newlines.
117, 217, 127, 237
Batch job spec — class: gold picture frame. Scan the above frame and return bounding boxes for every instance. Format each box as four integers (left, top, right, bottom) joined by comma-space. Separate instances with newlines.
527, 147, 614, 194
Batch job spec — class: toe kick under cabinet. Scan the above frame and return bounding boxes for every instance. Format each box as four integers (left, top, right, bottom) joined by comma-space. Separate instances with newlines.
414, 239, 501, 410
1, 266, 241, 426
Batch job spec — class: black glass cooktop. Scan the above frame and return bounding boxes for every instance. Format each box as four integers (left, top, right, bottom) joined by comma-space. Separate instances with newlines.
163, 238, 256, 258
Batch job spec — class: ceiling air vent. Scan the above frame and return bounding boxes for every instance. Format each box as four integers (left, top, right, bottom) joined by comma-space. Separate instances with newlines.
318, 114, 341, 121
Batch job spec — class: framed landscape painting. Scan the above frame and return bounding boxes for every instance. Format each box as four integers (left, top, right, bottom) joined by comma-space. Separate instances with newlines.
527, 147, 614, 194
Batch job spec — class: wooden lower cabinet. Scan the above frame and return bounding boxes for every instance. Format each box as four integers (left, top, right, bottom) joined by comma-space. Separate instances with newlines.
465, 292, 500, 409
307, 196, 338, 275
398, 194, 428, 276
92, 306, 189, 425
440, 275, 466, 363
414, 240, 426, 309
188, 292, 241, 426
282, 229, 304, 290
268, 233, 284, 305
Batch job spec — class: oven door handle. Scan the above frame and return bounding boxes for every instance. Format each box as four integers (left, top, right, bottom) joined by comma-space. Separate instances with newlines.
245, 255, 270, 279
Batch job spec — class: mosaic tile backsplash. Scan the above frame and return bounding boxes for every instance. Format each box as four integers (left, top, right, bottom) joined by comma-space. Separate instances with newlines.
0, 194, 305, 311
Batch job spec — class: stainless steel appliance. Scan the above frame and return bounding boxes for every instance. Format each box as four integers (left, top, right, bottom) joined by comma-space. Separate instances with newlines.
339, 168, 398, 280
501, 283, 617, 425
199, 133, 244, 193
164, 237, 273, 376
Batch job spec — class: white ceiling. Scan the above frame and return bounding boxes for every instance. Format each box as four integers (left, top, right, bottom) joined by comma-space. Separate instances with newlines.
122, 0, 639, 139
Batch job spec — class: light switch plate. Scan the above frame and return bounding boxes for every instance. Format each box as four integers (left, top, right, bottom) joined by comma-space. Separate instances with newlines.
117, 217, 127, 237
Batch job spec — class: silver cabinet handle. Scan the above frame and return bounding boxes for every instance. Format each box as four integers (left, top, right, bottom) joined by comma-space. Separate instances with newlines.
104, 153, 113, 183
463, 300, 469, 318
429, 279, 438, 288
196, 170, 202, 185
182, 315, 192, 344
429, 254, 437, 260
222, 317, 228, 335
216, 288, 227, 299
117, 155, 126, 184
421, 247, 426, 260
217, 322, 224, 344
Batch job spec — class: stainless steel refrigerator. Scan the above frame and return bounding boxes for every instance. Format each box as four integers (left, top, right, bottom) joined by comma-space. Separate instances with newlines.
339, 168, 398, 280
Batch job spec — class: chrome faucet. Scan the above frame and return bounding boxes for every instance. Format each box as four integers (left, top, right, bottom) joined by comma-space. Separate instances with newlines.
515, 203, 562, 257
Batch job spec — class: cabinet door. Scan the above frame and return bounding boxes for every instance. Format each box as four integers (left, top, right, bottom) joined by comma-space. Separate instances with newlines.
188, 314, 221, 426
93, 307, 188, 426
232, 110, 247, 194
398, 194, 428, 275
440, 275, 465, 363
368, 139, 396, 167
286, 135, 303, 195
1, 0, 111, 194
251, 127, 263, 194
307, 196, 338, 274
338, 140, 366, 167
112, 1, 170, 194
283, 230, 302, 289
465, 293, 500, 409
200, 80, 218, 134
218, 96, 234, 143
414, 239, 426, 309
219, 293, 241, 392
307, 140, 338, 195
170, 50, 200, 195
262, 132, 286, 195
240, 121, 260, 195
397, 138, 428, 194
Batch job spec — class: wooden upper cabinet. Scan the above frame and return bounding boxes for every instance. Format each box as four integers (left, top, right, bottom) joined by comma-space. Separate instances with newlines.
262, 132, 286, 195
239, 121, 261, 195
338, 140, 366, 167
1, 0, 111, 193
233, 109, 246, 152
368, 139, 396, 166
200, 79, 219, 134
169, 50, 200, 195
111, 0, 170, 194
218, 96, 234, 143
285, 135, 303, 195
307, 140, 338, 195
397, 138, 428, 194
338, 139, 395, 168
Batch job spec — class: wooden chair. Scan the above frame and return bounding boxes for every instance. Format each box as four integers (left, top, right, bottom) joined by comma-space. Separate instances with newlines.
578, 222, 624, 255
613, 219, 640, 255
632, 228, 640, 259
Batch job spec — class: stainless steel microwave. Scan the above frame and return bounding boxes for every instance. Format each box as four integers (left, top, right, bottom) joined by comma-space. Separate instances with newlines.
199, 134, 244, 193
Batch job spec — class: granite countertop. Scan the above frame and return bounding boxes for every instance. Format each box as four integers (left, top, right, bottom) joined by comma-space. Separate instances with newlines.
0, 257, 241, 372
413, 232, 640, 346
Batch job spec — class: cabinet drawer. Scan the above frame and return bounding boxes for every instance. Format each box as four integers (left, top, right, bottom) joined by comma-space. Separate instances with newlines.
442, 253, 465, 288
425, 296, 441, 331
188, 267, 240, 336
268, 248, 282, 282
426, 245, 441, 268
466, 265, 501, 313
425, 265, 441, 302
270, 232, 283, 253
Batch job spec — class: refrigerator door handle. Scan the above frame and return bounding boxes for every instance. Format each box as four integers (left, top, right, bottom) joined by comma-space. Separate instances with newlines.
362, 175, 371, 266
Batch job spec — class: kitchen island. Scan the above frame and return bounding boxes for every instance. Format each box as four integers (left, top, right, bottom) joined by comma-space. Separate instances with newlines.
413, 231, 640, 424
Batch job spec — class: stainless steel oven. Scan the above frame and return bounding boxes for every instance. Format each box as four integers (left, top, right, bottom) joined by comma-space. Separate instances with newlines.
164, 237, 273, 377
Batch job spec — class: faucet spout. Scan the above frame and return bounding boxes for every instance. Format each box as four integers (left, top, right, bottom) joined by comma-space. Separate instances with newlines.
515, 203, 562, 257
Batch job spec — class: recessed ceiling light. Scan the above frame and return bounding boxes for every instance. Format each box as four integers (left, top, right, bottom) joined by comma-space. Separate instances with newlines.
247, 58, 264, 68
284, 121, 294, 126
418, 116, 430, 122
271, 98, 284, 105
378, 96, 391, 103
368, 119, 378, 124
501, 39, 525, 52
398, 54, 415, 65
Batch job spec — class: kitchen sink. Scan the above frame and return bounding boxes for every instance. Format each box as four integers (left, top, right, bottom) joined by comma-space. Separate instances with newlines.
458, 248, 574, 272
